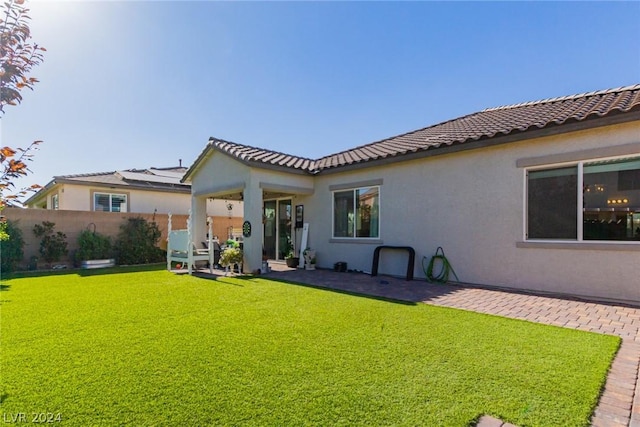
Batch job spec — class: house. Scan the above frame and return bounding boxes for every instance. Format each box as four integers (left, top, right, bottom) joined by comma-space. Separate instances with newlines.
24, 166, 244, 240
183, 84, 640, 304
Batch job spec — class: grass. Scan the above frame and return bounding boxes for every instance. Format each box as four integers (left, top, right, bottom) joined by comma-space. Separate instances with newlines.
1, 266, 619, 426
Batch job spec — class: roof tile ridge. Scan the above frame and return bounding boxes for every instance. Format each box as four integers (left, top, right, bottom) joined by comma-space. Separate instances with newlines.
483, 84, 640, 112
210, 137, 315, 162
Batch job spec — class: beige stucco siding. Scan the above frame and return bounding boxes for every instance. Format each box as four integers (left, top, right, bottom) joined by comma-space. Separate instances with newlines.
50, 183, 237, 216
190, 151, 314, 198
305, 121, 640, 304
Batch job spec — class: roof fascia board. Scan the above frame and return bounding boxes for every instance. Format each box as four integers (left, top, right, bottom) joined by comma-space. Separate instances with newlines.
315, 111, 640, 175
55, 178, 191, 194
182, 143, 214, 183
23, 179, 59, 205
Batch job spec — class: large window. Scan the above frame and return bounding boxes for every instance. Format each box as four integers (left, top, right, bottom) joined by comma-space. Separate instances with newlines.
94, 193, 127, 212
333, 186, 379, 238
51, 194, 59, 210
527, 156, 640, 242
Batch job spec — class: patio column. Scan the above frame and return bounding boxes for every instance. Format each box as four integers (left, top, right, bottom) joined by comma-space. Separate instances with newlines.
190, 195, 207, 246
242, 179, 263, 274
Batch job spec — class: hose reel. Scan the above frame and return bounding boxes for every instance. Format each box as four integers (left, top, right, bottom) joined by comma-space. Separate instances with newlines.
422, 246, 459, 283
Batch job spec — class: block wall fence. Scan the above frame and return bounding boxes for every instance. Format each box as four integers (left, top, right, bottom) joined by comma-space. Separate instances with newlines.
2, 208, 243, 269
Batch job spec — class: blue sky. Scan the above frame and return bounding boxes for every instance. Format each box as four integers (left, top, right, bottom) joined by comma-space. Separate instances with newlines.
3, 1, 640, 196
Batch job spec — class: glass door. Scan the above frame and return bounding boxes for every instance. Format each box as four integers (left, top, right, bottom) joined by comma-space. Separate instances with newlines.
278, 200, 292, 259
263, 199, 292, 260
263, 201, 276, 259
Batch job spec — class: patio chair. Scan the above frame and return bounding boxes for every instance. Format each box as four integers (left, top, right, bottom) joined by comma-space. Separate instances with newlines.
166, 213, 214, 275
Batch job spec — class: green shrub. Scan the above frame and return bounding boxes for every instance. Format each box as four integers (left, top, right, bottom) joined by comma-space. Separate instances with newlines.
225, 239, 239, 248
115, 217, 164, 265
0, 220, 25, 273
219, 247, 243, 268
75, 229, 112, 262
32, 221, 68, 264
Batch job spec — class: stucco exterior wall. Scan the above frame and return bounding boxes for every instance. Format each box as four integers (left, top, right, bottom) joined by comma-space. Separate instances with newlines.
304, 121, 640, 304
35, 183, 240, 217
185, 122, 638, 303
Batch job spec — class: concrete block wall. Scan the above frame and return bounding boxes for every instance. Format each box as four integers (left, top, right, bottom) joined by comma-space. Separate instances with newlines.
2, 208, 243, 269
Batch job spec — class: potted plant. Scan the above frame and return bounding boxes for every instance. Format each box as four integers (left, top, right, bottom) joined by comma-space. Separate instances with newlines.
285, 249, 299, 268
219, 246, 243, 275
303, 248, 316, 270
75, 229, 114, 269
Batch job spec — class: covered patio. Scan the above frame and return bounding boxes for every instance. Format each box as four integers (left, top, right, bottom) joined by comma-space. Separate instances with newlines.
182, 139, 318, 274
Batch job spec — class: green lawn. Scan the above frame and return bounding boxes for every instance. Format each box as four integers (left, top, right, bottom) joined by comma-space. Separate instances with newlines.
1, 266, 619, 426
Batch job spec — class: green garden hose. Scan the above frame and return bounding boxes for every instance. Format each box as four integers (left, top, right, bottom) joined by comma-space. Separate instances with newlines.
422, 246, 460, 283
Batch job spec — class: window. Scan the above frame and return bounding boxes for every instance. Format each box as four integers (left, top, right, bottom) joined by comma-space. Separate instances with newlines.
527, 156, 640, 242
527, 166, 578, 239
51, 194, 59, 210
333, 186, 379, 238
94, 193, 127, 212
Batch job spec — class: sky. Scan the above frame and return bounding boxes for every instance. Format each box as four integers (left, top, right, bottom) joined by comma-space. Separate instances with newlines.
2, 0, 640, 200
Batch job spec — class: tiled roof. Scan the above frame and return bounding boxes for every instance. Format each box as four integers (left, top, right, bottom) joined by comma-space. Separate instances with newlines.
211, 139, 316, 172
25, 166, 191, 205
315, 84, 640, 171
25, 167, 189, 205
56, 167, 189, 190
189, 84, 640, 178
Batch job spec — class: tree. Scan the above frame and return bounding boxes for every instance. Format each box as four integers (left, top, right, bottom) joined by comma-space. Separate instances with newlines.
1, 0, 46, 113
115, 217, 164, 265
32, 221, 68, 265
0, 218, 25, 272
0, 0, 45, 239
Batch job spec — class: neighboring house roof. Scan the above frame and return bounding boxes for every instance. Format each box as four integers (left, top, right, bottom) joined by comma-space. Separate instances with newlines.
25, 166, 189, 205
184, 84, 640, 180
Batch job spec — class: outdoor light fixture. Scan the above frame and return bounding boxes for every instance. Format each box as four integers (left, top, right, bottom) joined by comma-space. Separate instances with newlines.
607, 198, 629, 205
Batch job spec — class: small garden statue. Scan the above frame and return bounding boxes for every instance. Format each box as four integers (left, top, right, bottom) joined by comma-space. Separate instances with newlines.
303, 248, 316, 271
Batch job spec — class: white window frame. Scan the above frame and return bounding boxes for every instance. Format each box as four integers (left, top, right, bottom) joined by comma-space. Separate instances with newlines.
331, 185, 381, 240
51, 193, 59, 210
524, 153, 640, 245
93, 192, 128, 213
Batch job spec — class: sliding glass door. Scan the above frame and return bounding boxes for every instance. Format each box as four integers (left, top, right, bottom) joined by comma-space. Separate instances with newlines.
263, 199, 292, 260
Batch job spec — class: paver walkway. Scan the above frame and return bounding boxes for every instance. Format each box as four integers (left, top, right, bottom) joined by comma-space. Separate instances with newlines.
259, 266, 640, 427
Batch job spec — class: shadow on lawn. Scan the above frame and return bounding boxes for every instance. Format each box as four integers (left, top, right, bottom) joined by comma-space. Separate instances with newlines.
226, 268, 467, 306
5, 263, 166, 280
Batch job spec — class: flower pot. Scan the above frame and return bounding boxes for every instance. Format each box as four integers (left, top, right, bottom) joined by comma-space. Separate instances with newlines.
286, 257, 299, 268
80, 259, 115, 269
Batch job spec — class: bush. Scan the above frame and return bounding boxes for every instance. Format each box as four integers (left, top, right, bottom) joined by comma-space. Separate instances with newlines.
0, 220, 25, 273
115, 217, 164, 265
75, 229, 112, 262
32, 221, 68, 264
225, 239, 239, 248
219, 247, 243, 268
